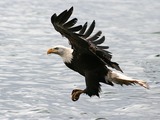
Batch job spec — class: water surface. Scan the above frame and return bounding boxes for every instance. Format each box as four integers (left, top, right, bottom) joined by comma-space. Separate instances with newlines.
0, 0, 160, 120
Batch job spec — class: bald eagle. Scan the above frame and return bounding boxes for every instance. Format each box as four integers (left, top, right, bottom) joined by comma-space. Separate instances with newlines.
47, 7, 149, 101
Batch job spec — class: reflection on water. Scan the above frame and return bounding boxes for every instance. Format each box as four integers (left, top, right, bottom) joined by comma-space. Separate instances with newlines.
0, 0, 160, 120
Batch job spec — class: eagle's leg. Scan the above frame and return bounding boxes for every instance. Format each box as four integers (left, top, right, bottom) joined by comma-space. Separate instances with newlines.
71, 89, 84, 101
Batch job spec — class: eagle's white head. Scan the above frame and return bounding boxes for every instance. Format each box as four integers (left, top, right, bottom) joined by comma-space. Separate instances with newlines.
47, 45, 73, 63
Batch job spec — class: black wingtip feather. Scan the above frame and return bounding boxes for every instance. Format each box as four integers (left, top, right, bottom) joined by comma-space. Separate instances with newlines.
97, 45, 109, 49
51, 13, 57, 24
87, 31, 102, 41
61, 6, 74, 23
79, 22, 88, 35
63, 18, 78, 28
93, 36, 105, 45
68, 25, 82, 32
51, 7, 74, 26
61, 7, 73, 23
84, 20, 95, 38
56, 10, 68, 23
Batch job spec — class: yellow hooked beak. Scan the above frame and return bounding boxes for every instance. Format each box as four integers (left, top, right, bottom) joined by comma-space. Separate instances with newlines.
47, 48, 57, 54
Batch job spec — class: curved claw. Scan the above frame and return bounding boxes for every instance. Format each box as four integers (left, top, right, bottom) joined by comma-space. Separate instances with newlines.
71, 89, 82, 95
72, 92, 80, 101
71, 89, 84, 101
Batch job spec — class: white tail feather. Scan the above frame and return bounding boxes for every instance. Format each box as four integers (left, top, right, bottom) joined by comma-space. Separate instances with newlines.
106, 71, 149, 89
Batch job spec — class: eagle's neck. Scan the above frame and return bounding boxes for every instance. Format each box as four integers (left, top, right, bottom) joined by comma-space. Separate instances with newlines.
61, 48, 73, 63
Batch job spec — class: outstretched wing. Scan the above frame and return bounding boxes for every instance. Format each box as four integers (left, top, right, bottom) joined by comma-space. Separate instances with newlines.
51, 7, 122, 72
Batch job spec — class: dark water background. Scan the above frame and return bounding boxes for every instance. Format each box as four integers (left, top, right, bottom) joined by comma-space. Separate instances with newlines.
0, 0, 160, 120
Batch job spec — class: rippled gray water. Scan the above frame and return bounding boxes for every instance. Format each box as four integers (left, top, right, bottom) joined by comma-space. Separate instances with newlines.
0, 0, 160, 120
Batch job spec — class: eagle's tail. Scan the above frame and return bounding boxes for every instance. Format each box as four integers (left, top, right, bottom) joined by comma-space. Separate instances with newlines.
106, 71, 149, 89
